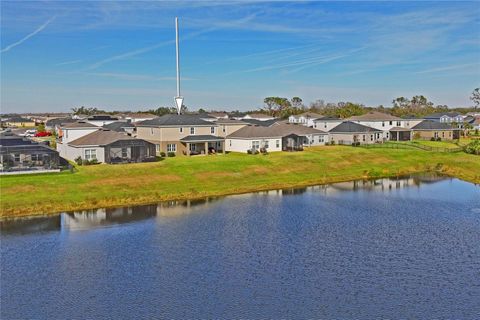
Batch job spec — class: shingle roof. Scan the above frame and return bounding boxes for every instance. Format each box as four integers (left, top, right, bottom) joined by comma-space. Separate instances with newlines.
411, 120, 456, 130
424, 112, 461, 119
102, 121, 135, 132
314, 115, 341, 121
241, 119, 279, 127
62, 121, 98, 129
69, 129, 139, 146
87, 115, 119, 121
329, 121, 382, 133
5, 116, 32, 122
215, 119, 248, 125
227, 123, 326, 139
244, 113, 274, 119
347, 111, 401, 121
291, 112, 324, 119
180, 135, 224, 142
45, 117, 77, 127
136, 114, 215, 127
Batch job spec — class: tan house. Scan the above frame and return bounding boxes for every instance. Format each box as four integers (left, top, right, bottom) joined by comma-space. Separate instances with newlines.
411, 120, 460, 140
329, 121, 383, 145
136, 114, 226, 156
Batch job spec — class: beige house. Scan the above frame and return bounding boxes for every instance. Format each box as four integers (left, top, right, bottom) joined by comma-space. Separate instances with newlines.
329, 121, 383, 145
411, 120, 460, 140
136, 114, 227, 156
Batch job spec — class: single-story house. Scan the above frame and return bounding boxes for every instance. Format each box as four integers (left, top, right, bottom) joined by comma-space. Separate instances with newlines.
329, 121, 383, 145
0, 132, 62, 173
1, 116, 35, 128
226, 123, 328, 153
62, 129, 156, 164
411, 120, 461, 140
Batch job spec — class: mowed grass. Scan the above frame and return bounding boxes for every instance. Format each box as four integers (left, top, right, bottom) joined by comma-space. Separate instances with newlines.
412, 139, 460, 148
1, 146, 479, 218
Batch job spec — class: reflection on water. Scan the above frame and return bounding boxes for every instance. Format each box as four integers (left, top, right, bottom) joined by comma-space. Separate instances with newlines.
1, 173, 479, 319
0, 173, 450, 235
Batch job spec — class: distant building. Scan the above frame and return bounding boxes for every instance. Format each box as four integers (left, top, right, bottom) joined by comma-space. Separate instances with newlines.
239, 113, 276, 121
1, 116, 35, 128
424, 112, 464, 124
312, 115, 343, 132
102, 121, 136, 136
85, 115, 119, 127
288, 112, 323, 127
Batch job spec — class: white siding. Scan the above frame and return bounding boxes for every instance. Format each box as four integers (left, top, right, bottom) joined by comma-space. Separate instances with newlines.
60, 145, 105, 163
226, 138, 282, 153
62, 128, 99, 144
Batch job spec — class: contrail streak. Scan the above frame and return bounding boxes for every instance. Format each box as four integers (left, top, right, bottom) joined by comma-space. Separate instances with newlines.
1, 16, 56, 53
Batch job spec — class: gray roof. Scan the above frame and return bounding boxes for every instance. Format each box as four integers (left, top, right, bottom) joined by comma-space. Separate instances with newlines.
329, 121, 382, 133
62, 121, 98, 129
45, 117, 77, 127
180, 135, 224, 142
347, 111, 402, 121
411, 120, 456, 130
136, 114, 215, 127
69, 129, 141, 146
424, 112, 461, 119
314, 115, 341, 121
227, 123, 326, 139
215, 118, 248, 125
241, 119, 279, 127
102, 121, 135, 132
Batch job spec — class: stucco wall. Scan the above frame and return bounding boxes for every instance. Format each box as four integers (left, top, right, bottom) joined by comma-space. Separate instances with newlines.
226, 138, 282, 153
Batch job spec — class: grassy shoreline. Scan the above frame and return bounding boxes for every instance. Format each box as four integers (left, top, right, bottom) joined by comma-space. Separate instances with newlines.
1, 146, 479, 219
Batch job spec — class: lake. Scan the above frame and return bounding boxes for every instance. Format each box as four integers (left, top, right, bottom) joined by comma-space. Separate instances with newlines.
1, 175, 480, 319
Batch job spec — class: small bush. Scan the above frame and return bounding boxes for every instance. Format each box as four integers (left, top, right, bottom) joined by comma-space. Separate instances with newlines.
167, 152, 175, 157
351, 142, 360, 147
74, 156, 82, 166
329, 141, 335, 145
436, 137, 442, 141
247, 149, 252, 154
430, 137, 436, 141
465, 140, 480, 155
160, 152, 166, 157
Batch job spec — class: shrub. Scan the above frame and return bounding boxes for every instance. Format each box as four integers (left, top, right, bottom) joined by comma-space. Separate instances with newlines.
436, 137, 442, 141
330, 140, 335, 145
167, 152, 175, 157
351, 142, 360, 147
464, 140, 480, 155
74, 156, 83, 166
253, 149, 259, 155
247, 149, 252, 154
430, 137, 436, 141
160, 152, 166, 157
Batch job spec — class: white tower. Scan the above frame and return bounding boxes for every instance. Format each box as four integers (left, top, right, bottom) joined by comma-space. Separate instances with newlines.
174, 17, 183, 115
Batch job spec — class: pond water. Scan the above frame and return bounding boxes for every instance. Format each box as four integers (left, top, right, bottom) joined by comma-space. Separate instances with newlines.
1, 175, 480, 319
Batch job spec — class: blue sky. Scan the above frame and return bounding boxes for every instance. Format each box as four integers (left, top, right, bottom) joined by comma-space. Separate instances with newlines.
1, 1, 479, 113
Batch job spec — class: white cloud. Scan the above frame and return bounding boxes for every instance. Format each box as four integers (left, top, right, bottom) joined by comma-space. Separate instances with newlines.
1, 16, 56, 53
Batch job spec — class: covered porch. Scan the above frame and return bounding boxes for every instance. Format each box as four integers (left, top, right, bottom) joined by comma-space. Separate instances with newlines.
389, 127, 412, 141
105, 140, 156, 164
282, 134, 305, 152
180, 135, 225, 156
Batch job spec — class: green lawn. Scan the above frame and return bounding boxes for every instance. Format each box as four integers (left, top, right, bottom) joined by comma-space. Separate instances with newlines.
1, 146, 479, 218
411, 139, 460, 148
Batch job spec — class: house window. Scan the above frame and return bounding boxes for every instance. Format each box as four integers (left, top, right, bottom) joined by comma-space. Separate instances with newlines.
324, 122, 327, 129
264, 140, 269, 148
370, 135, 374, 141
276, 140, 280, 148
122, 147, 128, 158
397, 121, 401, 126
442, 132, 445, 138
167, 144, 176, 152
179, 127, 183, 133
389, 121, 393, 125
190, 127, 195, 135
434, 132, 439, 138
85, 149, 97, 160
155, 144, 160, 153
31, 154, 41, 161
229, 140, 232, 146
211, 127, 215, 134
382, 122, 385, 127
362, 135, 366, 142
14, 154, 20, 162
223, 126, 226, 133
151, 128, 154, 135
252, 141, 260, 150
189, 144, 196, 151
319, 136, 324, 143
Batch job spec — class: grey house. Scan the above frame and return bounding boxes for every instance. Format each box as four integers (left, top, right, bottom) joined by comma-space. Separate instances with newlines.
329, 121, 383, 145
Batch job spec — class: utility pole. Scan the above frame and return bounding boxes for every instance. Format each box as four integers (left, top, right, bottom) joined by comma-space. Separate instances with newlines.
174, 17, 183, 115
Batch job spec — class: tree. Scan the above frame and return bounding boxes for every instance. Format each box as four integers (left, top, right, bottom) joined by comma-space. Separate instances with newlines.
263, 97, 291, 117
471, 88, 480, 110
291, 97, 303, 109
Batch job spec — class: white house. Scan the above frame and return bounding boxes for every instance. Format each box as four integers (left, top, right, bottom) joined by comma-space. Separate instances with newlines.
241, 113, 276, 121
288, 112, 323, 127
312, 115, 344, 132
57, 122, 100, 159
424, 112, 465, 124
226, 123, 328, 153
121, 113, 158, 123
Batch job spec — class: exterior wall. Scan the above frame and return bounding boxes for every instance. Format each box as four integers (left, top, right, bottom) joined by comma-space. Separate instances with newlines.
314, 120, 343, 132
5, 121, 36, 127
217, 124, 248, 137
61, 145, 105, 163
304, 134, 329, 146
403, 119, 423, 128
351, 120, 405, 131
62, 128, 99, 144
329, 132, 383, 145
136, 125, 220, 155
412, 130, 455, 140
242, 115, 275, 121
226, 138, 282, 153
87, 120, 118, 127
